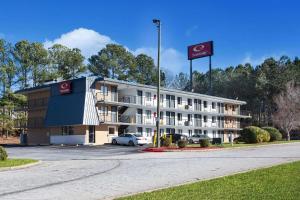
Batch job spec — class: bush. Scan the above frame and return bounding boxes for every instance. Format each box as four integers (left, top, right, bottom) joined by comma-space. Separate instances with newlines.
161, 137, 172, 147
178, 140, 187, 148
200, 139, 210, 147
262, 127, 282, 141
0, 146, 8, 161
240, 126, 270, 143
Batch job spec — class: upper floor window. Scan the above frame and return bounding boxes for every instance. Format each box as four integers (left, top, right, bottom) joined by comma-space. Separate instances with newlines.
177, 97, 182, 105
146, 92, 151, 101
204, 101, 207, 108
232, 105, 236, 111
212, 102, 216, 109
146, 110, 152, 119
212, 116, 216, 123
225, 104, 228, 110
177, 113, 182, 121
204, 116, 208, 123
188, 98, 193, 106
100, 106, 108, 115
101, 85, 108, 95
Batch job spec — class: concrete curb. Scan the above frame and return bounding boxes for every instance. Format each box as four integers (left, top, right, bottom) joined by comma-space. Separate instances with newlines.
0, 160, 41, 172
223, 141, 300, 150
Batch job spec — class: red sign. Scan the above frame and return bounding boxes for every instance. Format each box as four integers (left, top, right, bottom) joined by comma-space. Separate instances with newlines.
59, 81, 72, 94
188, 41, 213, 60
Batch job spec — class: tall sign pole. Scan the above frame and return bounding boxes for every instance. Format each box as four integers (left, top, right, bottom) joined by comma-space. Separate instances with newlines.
153, 19, 161, 148
188, 41, 214, 94
190, 60, 193, 91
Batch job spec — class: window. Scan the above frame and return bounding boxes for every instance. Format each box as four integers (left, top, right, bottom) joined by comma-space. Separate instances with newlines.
188, 98, 192, 106
177, 113, 182, 121
225, 104, 228, 110
188, 130, 193, 137
146, 92, 151, 101
101, 85, 108, 95
213, 130, 216, 138
137, 127, 143, 135
146, 128, 152, 137
178, 129, 183, 134
61, 126, 74, 135
212, 102, 216, 109
204, 101, 207, 108
146, 110, 151, 119
232, 105, 236, 111
204, 130, 208, 135
195, 129, 202, 135
194, 99, 201, 111
160, 94, 164, 103
204, 116, 208, 123
108, 127, 115, 135
100, 106, 108, 115
166, 128, 175, 134
166, 95, 175, 108
177, 97, 182, 105
212, 116, 216, 123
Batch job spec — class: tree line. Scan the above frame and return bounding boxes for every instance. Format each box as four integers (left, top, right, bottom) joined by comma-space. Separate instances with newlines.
1, 38, 300, 138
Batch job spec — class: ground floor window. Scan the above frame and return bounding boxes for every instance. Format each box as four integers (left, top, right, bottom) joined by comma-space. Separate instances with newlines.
146, 128, 152, 137
178, 129, 183, 134
194, 129, 202, 135
137, 127, 143, 136
166, 128, 175, 134
108, 127, 115, 135
188, 130, 193, 137
203, 130, 208, 135
61, 126, 74, 135
213, 130, 217, 138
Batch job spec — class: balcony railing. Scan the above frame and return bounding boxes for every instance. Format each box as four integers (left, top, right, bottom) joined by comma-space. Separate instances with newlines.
99, 113, 118, 123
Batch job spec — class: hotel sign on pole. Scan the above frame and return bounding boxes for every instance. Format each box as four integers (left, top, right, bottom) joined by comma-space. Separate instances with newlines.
187, 41, 214, 94
59, 81, 72, 94
188, 41, 213, 60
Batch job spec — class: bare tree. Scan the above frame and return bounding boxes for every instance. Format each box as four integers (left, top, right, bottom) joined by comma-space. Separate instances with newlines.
272, 81, 300, 140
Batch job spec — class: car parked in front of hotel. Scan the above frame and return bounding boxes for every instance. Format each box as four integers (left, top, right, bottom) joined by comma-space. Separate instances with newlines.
112, 134, 149, 146
188, 134, 212, 144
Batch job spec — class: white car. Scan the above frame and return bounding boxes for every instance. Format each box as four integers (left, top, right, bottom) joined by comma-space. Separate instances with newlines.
112, 134, 148, 146
133, 134, 149, 145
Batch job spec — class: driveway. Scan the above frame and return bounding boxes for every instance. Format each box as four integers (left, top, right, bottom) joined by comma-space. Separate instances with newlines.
1, 143, 300, 200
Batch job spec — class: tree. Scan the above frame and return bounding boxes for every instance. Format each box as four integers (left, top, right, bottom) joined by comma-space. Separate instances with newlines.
14, 40, 32, 89
49, 44, 85, 80
169, 72, 189, 90
272, 81, 300, 140
88, 44, 136, 81
0, 39, 17, 94
29, 42, 49, 86
133, 54, 156, 84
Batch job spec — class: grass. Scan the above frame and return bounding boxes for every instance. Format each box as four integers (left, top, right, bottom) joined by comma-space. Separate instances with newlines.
0, 159, 37, 168
117, 161, 300, 200
187, 140, 300, 148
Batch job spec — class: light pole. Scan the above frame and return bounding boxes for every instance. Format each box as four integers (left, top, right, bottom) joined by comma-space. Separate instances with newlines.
153, 19, 161, 148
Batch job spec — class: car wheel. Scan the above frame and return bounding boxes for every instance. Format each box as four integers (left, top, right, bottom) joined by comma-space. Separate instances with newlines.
189, 139, 194, 144
128, 140, 135, 146
112, 139, 117, 145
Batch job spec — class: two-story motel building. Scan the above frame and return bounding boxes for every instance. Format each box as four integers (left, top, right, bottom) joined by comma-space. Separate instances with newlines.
18, 76, 250, 145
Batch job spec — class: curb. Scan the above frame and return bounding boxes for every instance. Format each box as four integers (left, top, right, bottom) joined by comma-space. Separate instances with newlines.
0, 160, 41, 172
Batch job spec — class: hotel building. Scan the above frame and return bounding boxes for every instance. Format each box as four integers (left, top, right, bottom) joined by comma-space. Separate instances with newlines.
18, 76, 250, 145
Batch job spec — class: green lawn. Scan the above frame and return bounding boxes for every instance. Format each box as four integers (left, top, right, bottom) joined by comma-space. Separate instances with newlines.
0, 159, 37, 168
117, 161, 300, 200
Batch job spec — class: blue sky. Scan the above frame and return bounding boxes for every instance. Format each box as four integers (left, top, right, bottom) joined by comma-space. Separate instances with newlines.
1, 0, 300, 74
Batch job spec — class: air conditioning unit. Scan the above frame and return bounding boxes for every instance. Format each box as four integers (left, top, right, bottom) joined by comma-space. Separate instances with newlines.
185, 105, 189, 110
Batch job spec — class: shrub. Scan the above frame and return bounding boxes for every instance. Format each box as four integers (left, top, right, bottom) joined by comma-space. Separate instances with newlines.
177, 140, 187, 148
161, 137, 172, 147
262, 127, 282, 141
0, 146, 8, 161
240, 126, 270, 143
200, 139, 210, 147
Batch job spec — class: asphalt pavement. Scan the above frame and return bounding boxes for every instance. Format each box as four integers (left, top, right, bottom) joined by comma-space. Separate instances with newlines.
1, 143, 300, 200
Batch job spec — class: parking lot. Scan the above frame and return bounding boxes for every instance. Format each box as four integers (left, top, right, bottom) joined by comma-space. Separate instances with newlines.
1, 142, 300, 200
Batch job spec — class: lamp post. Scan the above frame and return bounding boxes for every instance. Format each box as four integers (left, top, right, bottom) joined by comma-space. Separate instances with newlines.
153, 19, 161, 148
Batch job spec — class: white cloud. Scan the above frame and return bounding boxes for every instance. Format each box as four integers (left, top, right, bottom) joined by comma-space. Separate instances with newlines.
242, 53, 284, 66
44, 28, 115, 59
44, 28, 186, 74
133, 47, 186, 74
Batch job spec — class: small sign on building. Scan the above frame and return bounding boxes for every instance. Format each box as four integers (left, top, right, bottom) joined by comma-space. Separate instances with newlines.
59, 81, 72, 94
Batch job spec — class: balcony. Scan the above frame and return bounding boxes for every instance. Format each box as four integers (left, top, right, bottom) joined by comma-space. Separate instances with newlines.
97, 93, 118, 102
99, 113, 118, 123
